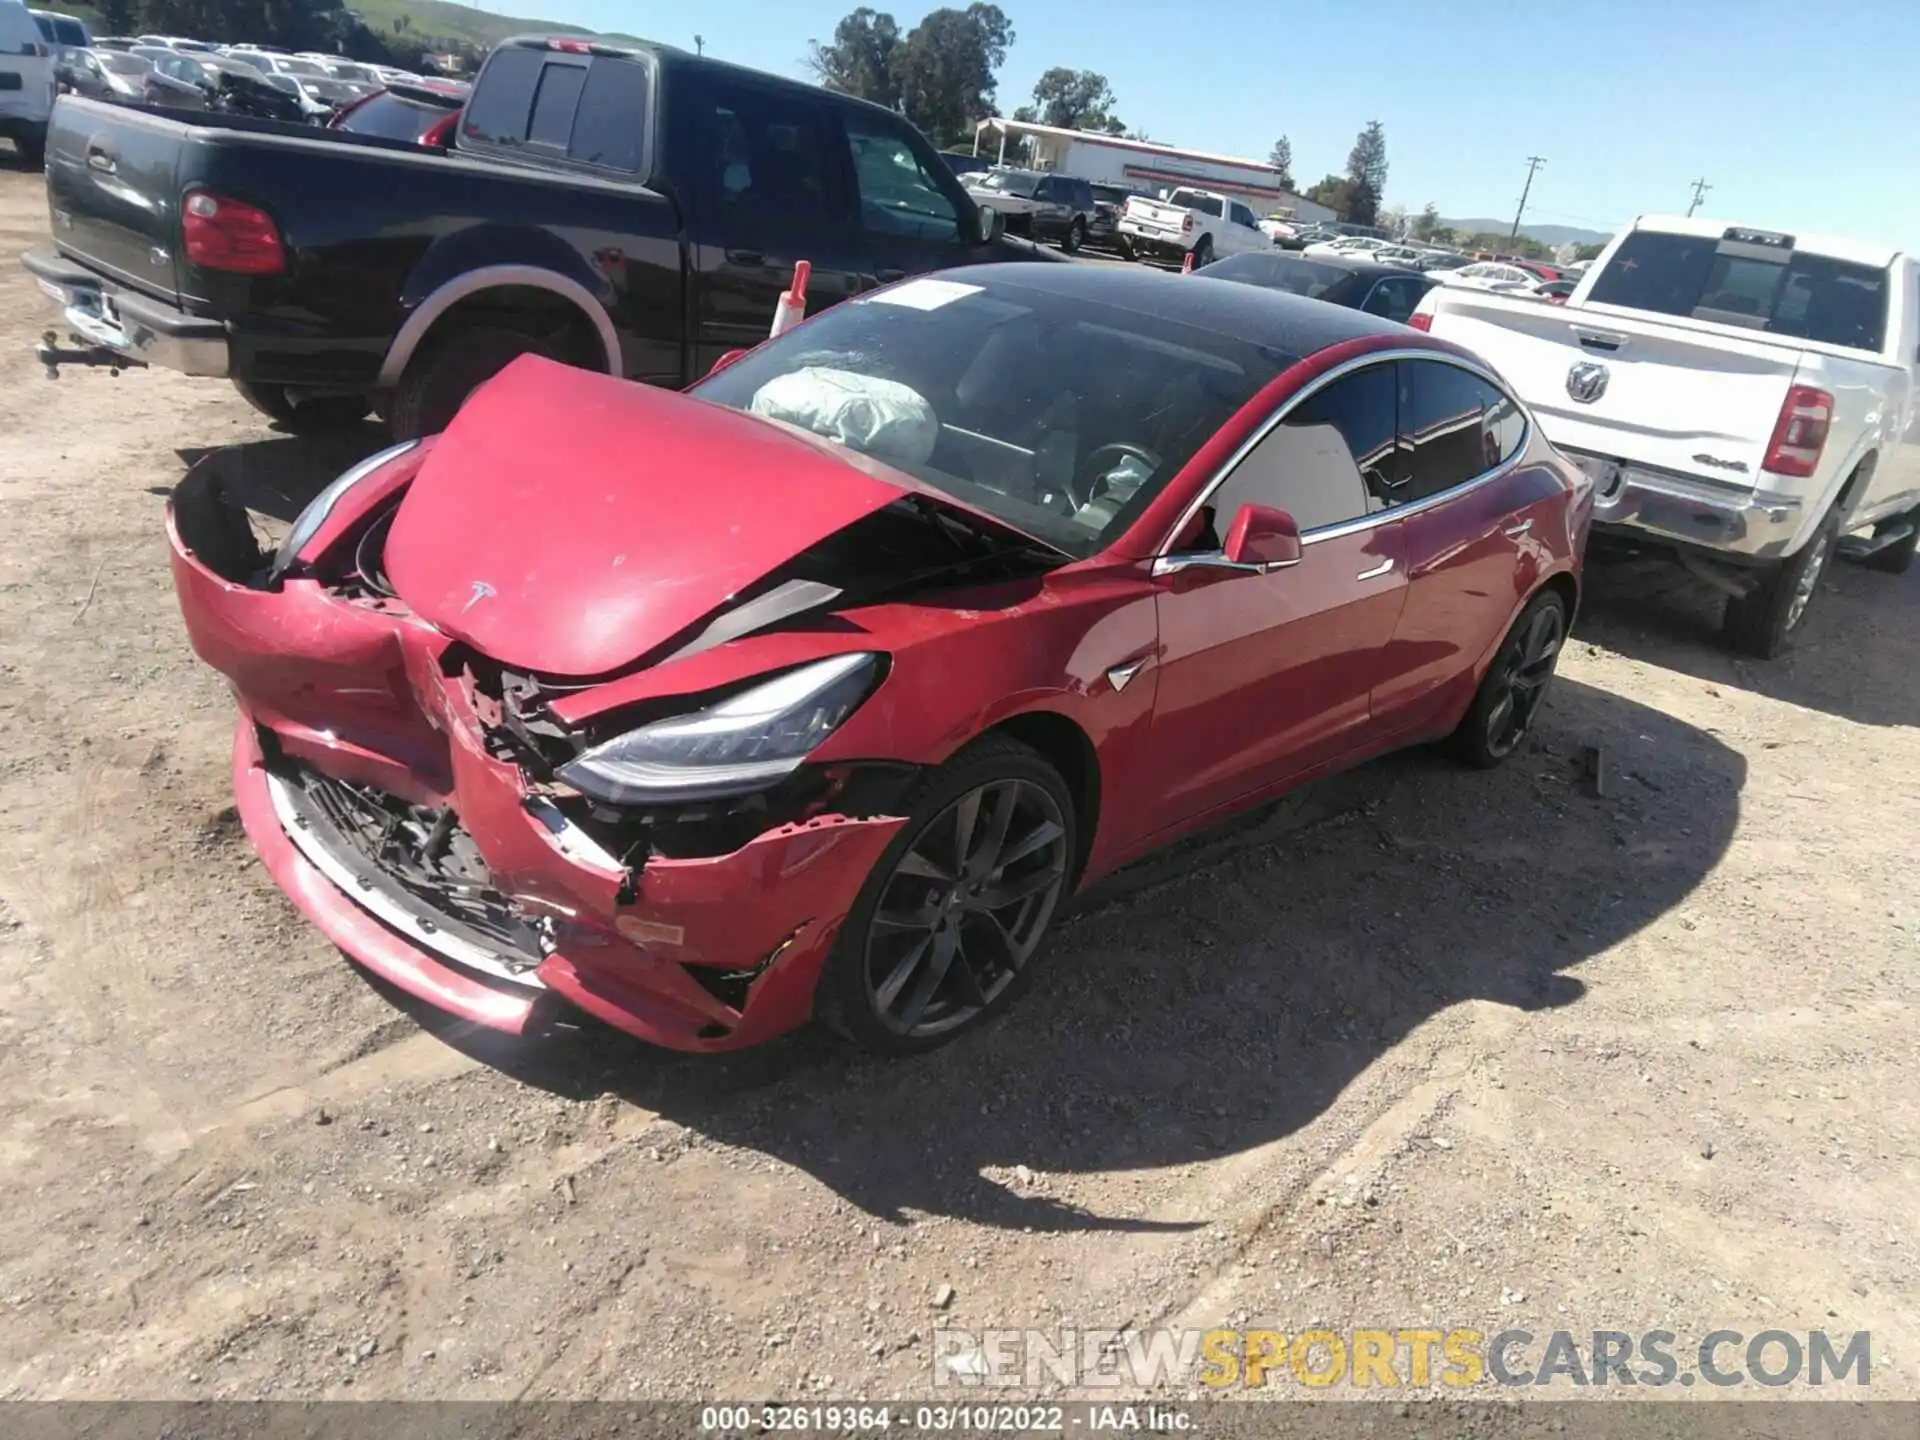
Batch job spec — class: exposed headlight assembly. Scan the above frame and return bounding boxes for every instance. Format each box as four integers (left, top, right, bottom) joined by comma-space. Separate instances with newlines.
269, 439, 418, 582
558, 652, 882, 805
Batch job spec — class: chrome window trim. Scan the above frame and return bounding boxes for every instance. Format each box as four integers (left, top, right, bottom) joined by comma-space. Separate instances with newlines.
1154, 346, 1533, 557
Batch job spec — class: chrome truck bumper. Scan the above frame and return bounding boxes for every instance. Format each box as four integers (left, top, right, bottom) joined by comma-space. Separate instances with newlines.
1572, 452, 1804, 562
23, 247, 230, 378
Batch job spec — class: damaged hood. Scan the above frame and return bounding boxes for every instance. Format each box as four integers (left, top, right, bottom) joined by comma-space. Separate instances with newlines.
383, 357, 912, 677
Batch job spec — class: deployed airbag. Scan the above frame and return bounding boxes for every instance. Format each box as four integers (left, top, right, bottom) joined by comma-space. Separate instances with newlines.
750, 367, 940, 469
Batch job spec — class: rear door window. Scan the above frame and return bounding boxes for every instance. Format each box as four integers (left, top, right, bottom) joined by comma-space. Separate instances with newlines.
1588, 230, 1888, 352
697, 79, 838, 229
1394, 361, 1525, 504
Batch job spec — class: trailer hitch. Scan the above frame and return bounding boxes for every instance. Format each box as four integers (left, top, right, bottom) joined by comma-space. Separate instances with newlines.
37, 330, 148, 380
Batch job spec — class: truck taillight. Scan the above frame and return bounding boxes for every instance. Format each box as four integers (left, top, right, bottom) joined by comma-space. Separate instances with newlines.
181, 190, 284, 275
1763, 385, 1832, 478
1407, 312, 1433, 332
1182, 212, 1193, 233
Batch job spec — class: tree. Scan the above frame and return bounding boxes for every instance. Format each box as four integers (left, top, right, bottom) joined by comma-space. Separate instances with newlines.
1344, 120, 1388, 228
1379, 203, 1408, 238
1267, 135, 1293, 190
1411, 202, 1441, 242
1017, 67, 1124, 133
892, 4, 1014, 149
1304, 173, 1354, 220
1573, 241, 1607, 261
807, 7, 904, 110
96, 0, 139, 31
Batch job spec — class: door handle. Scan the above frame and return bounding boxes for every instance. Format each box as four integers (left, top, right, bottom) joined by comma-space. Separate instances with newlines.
724, 247, 765, 266
1504, 518, 1533, 538
1355, 557, 1394, 581
876, 267, 907, 283
86, 147, 116, 174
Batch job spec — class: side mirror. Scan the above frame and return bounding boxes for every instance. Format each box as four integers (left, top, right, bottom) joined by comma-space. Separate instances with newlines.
708, 347, 750, 377
972, 203, 1003, 245
1223, 503, 1302, 568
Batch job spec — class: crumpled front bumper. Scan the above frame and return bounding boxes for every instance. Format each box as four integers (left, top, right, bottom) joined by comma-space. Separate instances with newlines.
170, 482, 905, 1053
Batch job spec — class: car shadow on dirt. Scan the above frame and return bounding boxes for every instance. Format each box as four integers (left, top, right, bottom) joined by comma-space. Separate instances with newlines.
1574, 544, 1920, 728
372, 674, 1744, 1234
164, 429, 393, 524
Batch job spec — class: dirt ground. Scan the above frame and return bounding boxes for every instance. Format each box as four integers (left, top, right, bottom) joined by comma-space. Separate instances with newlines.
1, 155, 1916, 1404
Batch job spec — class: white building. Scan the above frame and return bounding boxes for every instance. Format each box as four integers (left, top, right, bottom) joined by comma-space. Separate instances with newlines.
970, 118, 1337, 224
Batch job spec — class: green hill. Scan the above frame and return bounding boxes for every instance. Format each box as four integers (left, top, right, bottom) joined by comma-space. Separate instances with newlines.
346, 0, 643, 49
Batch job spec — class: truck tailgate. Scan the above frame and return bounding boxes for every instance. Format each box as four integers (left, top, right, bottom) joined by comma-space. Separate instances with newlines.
1124, 199, 1188, 232
1428, 292, 1807, 482
45, 99, 186, 303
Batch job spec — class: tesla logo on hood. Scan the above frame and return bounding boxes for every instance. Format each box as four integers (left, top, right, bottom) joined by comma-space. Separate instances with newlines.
1566, 362, 1610, 404
462, 580, 497, 613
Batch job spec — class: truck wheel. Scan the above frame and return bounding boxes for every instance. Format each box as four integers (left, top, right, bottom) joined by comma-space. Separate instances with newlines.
1116, 236, 1136, 262
1061, 218, 1086, 254
1862, 509, 1919, 574
388, 328, 560, 441
1191, 236, 1214, 269
231, 379, 370, 433
1721, 509, 1839, 659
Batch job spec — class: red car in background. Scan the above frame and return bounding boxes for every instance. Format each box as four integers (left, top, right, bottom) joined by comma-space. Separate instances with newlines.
167, 264, 1591, 1056
328, 77, 470, 148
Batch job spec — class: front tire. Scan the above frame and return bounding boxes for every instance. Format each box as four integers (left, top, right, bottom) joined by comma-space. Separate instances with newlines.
814, 736, 1077, 1055
1451, 589, 1569, 768
1722, 509, 1838, 658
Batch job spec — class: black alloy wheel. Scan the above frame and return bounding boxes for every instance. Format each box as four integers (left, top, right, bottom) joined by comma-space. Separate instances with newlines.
1452, 590, 1568, 768
816, 737, 1075, 1053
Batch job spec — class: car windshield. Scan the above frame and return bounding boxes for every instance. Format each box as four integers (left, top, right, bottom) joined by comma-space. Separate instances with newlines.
275, 56, 326, 76
1204, 254, 1355, 299
100, 51, 148, 73
1586, 230, 1888, 353
976, 171, 1041, 197
1091, 185, 1131, 204
690, 274, 1291, 558
331, 62, 378, 82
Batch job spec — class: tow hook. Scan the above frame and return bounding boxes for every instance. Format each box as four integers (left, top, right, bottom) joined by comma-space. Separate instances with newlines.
37, 330, 147, 380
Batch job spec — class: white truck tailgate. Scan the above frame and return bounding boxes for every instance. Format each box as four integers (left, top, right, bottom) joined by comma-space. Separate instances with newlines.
1431, 297, 1807, 483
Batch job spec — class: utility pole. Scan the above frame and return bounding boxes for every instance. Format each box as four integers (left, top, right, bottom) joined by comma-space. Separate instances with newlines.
1510, 156, 1546, 244
693, 34, 705, 55
1686, 177, 1712, 217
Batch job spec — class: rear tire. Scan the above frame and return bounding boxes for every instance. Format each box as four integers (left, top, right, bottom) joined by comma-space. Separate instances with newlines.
231, 378, 370, 434
813, 735, 1077, 1056
1191, 236, 1214, 269
15, 131, 46, 170
1450, 589, 1569, 769
388, 327, 562, 441
1061, 217, 1086, 254
1862, 509, 1919, 575
1116, 236, 1136, 262
1722, 508, 1839, 658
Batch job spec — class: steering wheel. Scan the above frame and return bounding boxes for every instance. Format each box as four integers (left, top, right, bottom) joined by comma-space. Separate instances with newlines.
1074, 441, 1163, 507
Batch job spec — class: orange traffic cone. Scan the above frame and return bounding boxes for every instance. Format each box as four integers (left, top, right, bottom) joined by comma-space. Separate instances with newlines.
770, 260, 812, 338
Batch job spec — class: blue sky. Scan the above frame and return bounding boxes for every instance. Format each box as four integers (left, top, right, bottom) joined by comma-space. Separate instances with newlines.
538, 0, 1918, 248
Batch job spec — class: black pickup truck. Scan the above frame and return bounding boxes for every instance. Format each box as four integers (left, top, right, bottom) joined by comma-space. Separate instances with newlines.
24, 36, 1046, 438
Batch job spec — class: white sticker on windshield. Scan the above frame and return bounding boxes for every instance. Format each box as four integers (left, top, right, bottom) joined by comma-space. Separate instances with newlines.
867, 278, 984, 311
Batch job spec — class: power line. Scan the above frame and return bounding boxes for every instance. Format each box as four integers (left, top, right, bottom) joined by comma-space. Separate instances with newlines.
1686, 177, 1712, 217
1510, 156, 1546, 242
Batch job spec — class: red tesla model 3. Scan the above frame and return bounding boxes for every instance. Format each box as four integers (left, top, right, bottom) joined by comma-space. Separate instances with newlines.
167, 264, 1592, 1055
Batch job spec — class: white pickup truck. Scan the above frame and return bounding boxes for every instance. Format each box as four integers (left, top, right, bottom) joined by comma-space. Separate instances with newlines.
1412, 214, 1920, 656
1117, 187, 1270, 269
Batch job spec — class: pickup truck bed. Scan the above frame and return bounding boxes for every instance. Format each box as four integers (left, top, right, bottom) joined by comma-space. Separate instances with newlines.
1415, 216, 1920, 656
27, 38, 1046, 439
